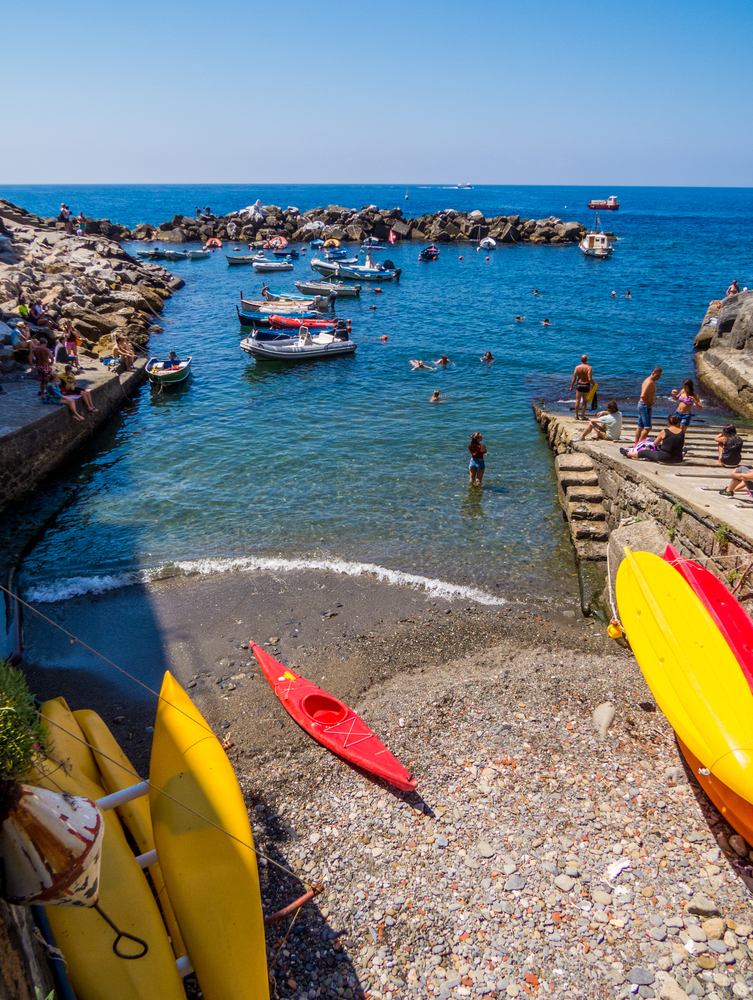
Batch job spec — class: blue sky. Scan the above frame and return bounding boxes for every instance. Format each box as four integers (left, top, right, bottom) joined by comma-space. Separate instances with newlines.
3, 0, 751, 185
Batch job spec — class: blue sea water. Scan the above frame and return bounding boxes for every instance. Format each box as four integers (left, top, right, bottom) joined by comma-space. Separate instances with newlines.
6, 185, 753, 604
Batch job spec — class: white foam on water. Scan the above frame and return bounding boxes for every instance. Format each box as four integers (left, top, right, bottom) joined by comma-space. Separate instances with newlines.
24, 555, 506, 606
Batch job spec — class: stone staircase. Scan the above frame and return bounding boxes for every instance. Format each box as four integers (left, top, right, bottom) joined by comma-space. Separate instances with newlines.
554, 453, 609, 561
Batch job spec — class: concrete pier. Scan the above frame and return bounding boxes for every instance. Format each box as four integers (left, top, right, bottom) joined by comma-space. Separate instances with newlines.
534, 405, 753, 607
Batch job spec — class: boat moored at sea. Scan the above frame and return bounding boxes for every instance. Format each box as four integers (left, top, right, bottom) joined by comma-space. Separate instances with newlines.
311, 253, 401, 282
295, 279, 362, 298
236, 306, 318, 327
240, 325, 356, 361
187, 249, 211, 260
146, 353, 192, 385
269, 314, 349, 331
587, 195, 619, 210
479, 237, 497, 249
162, 250, 190, 261
418, 244, 439, 261
137, 248, 167, 260
261, 288, 316, 302
227, 253, 265, 266
578, 230, 614, 258
252, 259, 295, 272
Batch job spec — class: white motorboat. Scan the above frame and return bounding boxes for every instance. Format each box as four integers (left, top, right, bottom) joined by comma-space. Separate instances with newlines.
240, 296, 317, 314
252, 259, 295, 272
479, 237, 497, 249
578, 230, 614, 258
310, 253, 401, 282
240, 325, 357, 362
295, 279, 362, 298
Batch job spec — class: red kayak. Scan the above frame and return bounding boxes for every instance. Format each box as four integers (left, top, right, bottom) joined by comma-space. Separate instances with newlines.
662, 543, 753, 691
268, 314, 350, 330
250, 643, 417, 791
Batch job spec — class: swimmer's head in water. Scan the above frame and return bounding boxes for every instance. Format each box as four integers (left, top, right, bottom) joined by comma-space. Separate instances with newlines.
432, 390, 440, 399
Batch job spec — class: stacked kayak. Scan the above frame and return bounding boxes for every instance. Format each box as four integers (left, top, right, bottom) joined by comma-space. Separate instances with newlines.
251, 643, 417, 791
616, 548, 753, 843
28, 676, 269, 1000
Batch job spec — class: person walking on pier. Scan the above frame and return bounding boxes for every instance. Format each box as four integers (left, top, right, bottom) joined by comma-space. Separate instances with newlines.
570, 355, 593, 421
635, 366, 662, 444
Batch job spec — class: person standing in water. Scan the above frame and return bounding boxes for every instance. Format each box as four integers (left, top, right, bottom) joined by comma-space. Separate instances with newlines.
570, 355, 594, 421
468, 432, 487, 487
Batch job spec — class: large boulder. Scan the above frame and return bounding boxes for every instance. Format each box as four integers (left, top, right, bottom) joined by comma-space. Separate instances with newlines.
390, 220, 412, 240
695, 290, 753, 419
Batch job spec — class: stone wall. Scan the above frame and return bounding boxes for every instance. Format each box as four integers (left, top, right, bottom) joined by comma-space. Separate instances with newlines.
0, 363, 146, 510
533, 405, 753, 608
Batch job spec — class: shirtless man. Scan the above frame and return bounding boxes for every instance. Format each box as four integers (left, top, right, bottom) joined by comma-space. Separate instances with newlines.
570, 355, 594, 420
31, 338, 53, 396
635, 366, 663, 443
434, 355, 454, 367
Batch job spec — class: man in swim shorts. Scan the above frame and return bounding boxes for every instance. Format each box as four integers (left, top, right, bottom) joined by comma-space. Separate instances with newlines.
635, 366, 663, 444
570, 355, 593, 421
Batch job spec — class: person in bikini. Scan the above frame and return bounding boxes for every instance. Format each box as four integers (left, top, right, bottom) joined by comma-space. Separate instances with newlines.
671, 378, 703, 428
570, 355, 593, 420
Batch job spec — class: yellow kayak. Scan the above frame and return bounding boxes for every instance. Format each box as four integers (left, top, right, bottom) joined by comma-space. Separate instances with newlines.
616, 549, 753, 801
31, 698, 186, 1000
75, 708, 186, 959
149, 672, 269, 1000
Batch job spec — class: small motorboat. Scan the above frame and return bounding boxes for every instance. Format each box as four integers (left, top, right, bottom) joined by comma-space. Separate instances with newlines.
146, 353, 192, 385
236, 306, 317, 328
251, 644, 416, 789
162, 250, 190, 261
312, 253, 401, 282
272, 248, 299, 259
418, 244, 439, 261
587, 195, 620, 210
261, 289, 316, 302
227, 253, 265, 266
240, 293, 316, 313
187, 249, 211, 260
362, 237, 384, 248
295, 279, 361, 298
324, 247, 349, 259
252, 259, 295, 272
240, 325, 357, 362
457, 183, 473, 189
479, 237, 496, 250
310, 238, 324, 249
269, 314, 349, 331
137, 248, 167, 260
578, 229, 614, 258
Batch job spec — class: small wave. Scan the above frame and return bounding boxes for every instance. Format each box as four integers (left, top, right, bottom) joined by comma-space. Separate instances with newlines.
25, 556, 505, 606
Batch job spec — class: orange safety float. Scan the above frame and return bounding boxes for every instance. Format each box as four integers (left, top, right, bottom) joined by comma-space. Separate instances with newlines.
265, 236, 288, 249
323, 239, 340, 248
205, 238, 222, 249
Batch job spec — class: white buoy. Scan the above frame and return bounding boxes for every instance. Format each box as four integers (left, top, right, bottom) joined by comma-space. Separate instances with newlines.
0, 782, 103, 906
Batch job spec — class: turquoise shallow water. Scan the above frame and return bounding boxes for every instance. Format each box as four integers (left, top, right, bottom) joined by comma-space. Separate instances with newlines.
7, 185, 753, 603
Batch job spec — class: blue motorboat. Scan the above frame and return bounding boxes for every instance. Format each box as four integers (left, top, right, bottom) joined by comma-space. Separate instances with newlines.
310, 238, 324, 249
272, 248, 300, 259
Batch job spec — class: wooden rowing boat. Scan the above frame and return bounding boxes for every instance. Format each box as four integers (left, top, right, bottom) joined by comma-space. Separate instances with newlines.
146, 356, 192, 385
251, 644, 417, 790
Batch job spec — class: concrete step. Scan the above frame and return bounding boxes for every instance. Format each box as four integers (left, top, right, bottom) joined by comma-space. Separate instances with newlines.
574, 539, 609, 561
571, 521, 610, 541
559, 471, 599, 488
568, 501, 606, 522
566, 484, 605, 502
555, 453, 595, 472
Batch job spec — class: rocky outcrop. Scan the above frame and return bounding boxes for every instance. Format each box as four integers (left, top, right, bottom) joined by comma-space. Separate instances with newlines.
0, 198, 589, 250
694, 291, 753, 420
0, 202, 180, 358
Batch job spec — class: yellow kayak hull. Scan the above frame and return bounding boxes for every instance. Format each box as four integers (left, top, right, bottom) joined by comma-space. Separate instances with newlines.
75, 708, 186, 959
616, 549, 753, 801
149, 672, 269, 1000
32, 698, 186, 1000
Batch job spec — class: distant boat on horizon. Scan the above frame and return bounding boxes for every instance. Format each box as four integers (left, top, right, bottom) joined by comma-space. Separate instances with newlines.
457, 183, 474, 189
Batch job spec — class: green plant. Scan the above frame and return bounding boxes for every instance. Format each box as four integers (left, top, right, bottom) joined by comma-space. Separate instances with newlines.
728, 569, 740, 584
672, 503, 683, 518
0, 659, 47, 781
35, 988, 55, 1000
715, 522, 731, 550
668, 528, 676, 542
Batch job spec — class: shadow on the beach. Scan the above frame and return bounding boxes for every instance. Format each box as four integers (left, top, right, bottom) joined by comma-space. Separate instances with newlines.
248, 788, 367, 1000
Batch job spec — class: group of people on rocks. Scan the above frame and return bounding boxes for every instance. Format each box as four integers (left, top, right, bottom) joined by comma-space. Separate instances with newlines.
58, 203, 86, 236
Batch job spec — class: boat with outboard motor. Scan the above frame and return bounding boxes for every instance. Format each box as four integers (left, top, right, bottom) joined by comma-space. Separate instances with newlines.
227, 253, 265, 266
311, 253, 401, 282
479, 237, 497, 250
162, 250, 190, 261
137, 248, 167, 260
187, 250, 211, 260
272, 248, 299, 259
418, 244, 439, 261
240, 324, 356, 362
146, 352, 192, 385
295, 279, 361, 298
236, 306, 318, 328
252, 259, 294, 272
362, 237, 384, 249
240, 293, 318, 313
269, 314, 349, 331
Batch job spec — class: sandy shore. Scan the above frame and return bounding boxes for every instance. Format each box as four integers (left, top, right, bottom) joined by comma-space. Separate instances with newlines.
20, 568, 753, 999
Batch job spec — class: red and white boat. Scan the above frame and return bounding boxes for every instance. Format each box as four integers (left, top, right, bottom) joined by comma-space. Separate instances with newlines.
587, 195, 619, 210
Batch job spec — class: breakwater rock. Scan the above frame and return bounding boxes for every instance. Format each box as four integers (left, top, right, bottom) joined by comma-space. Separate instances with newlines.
694, 290, 753, 420
134, 202, 588, 246
0, 200, 181, 358
0, 197, 588, 248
